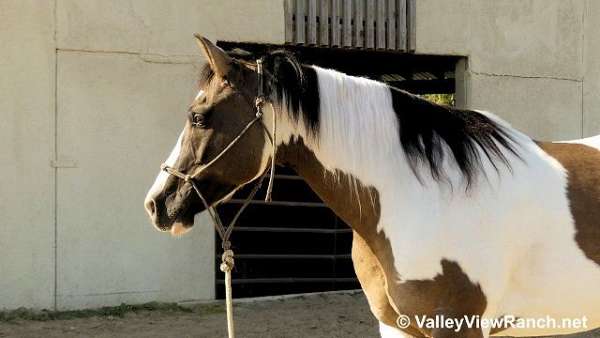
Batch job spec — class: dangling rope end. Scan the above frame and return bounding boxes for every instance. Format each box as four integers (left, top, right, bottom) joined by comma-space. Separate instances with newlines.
220, 248, 235, 338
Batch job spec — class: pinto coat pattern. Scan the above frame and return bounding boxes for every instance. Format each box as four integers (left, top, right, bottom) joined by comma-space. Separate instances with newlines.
144, 37, 600, 338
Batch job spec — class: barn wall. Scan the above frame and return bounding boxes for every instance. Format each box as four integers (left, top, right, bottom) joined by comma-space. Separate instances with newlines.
583, 0, 600, 138
417, 0, 590, 141
0, 0, 56, 310
0, 0, 284, 310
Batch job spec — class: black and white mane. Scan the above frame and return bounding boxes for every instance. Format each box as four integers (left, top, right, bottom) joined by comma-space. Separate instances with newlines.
203, 51, 520, 186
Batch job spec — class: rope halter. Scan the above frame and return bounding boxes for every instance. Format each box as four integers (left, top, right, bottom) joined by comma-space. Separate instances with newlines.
160, 58, 276, 338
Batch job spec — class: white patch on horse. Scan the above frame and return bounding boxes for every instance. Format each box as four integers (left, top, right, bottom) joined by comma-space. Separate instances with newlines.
144, 130, 184, 210
145, 89, 204, 209
277, 66, 600, 337
379, 322, 413, 338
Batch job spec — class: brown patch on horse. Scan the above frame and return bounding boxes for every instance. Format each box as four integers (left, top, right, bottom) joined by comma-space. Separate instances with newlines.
537, 141, 600, 266
278, 140, 488, 337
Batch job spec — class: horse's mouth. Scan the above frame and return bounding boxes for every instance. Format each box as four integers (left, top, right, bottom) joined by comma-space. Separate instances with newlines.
154, 180, 238, 236
170, 220, 194, 236
153, 189, 199, 235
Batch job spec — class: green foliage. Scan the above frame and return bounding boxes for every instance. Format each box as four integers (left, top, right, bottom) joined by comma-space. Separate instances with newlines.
422, 93, 455, 106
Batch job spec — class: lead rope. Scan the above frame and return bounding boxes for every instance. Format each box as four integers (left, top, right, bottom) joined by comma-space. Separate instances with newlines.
190, 170, 266, 338
161, 58, 276, 338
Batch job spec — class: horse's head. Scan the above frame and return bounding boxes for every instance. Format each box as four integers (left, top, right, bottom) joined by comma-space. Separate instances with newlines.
144, 35, 272, 235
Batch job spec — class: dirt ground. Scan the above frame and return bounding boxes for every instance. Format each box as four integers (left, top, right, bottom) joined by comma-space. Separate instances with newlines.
0, 292, 598, 338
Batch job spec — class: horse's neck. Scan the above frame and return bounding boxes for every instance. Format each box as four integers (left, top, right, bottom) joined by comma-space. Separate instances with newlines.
277, 141, 379, 236
277, 141, 399, 298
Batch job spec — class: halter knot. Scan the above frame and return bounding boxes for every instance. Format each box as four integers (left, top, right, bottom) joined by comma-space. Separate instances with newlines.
220, 249, 235, 273
255, 96, 265, 108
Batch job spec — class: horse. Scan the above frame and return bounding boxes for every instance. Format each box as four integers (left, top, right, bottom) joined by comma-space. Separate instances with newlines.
144, 35, 600, 338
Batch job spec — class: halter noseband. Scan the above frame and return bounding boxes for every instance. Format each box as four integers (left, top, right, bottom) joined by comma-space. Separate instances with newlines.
159, 58, 276, 338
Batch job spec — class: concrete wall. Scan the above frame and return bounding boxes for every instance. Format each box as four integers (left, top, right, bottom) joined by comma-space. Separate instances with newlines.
0, 0, 56, 310
1, 0, 284, 310
417, 0, 594, 140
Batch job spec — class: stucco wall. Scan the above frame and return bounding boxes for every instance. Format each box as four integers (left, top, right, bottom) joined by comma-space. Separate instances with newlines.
1, 0, 284, 310
417, 0, 593, 140
0, 0, 56, 310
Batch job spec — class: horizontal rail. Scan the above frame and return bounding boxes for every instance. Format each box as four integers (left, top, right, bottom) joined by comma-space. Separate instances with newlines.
267, 174, 305, 181
217, 277, 359, 285
227, 199, 327, 208
223, 254, 352, 260
233, 226, 352, 234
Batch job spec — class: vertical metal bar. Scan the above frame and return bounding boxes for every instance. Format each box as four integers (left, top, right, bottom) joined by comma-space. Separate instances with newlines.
319, 0, 329, 46
396, 0, 407, 51
307, 0, 317, 45
295, 0, 306, 44
354, 0, 364, 48
376, 0, 386, 49
387, 0, 396, 49
284, 0, 295, 43
342, 0, 352, 47
331, 0, 341, 46
407, 0, 416, 51
365, 0, 375, 49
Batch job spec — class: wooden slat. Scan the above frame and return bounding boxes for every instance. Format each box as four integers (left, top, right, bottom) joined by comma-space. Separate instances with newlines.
319, 0, 329, 46
365, 0, 374, 48
376, 0, 386, 49
284, 0, 294, 43
234, 254, 352, 260
218, 277, 359, 285
342, 0, 352, 47
387, 0, 396, 49
307, 0, 317, 45
229, 199, 327, 208
396, 0, 407, 51
354, 0, 364, 48
234, 226, 352, 234
287, 0, 413, 51
407, 0, 416, 51
295, 0, 306, 44
331, 0, 341, 46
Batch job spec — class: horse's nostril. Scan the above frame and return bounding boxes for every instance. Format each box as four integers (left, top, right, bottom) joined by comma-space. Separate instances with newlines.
145, 199, 157, 217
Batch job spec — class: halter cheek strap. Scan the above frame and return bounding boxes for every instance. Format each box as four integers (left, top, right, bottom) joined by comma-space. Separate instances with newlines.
160, 58, 276, 338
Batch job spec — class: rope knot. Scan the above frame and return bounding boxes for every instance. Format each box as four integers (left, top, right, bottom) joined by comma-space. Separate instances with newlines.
184, 175, 191, 182
255, 96, 265, 112
220, 249, 235, 273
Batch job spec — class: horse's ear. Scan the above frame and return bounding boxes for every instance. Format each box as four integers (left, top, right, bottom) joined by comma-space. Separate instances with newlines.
194, 34, 232, 78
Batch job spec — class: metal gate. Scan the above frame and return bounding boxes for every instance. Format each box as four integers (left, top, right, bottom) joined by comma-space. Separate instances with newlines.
216, 167, 358, 298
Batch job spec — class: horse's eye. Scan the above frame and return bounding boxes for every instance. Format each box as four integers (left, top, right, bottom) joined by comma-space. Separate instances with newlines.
190, 112, 207, 128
